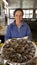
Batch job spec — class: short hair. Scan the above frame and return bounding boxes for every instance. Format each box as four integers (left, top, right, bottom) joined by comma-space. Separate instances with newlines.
13, 8, 24, 16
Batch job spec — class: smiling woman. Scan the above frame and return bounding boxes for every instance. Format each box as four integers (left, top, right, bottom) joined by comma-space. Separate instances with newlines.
5, 8, 32, 41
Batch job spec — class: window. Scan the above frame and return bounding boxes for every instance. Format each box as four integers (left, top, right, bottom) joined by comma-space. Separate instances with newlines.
23, 10, 33, 18
9, 10, 15, 18
35, 10, 37, 18
9, 9, 33, 19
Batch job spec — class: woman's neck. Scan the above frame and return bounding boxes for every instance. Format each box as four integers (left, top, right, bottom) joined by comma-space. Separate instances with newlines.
15, 21, 22, 26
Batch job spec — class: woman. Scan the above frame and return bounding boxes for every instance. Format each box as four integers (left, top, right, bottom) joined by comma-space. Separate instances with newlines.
5, 8, 32, 40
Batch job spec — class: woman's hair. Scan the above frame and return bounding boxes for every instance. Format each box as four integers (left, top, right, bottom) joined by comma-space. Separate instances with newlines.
13, 8, 24, 16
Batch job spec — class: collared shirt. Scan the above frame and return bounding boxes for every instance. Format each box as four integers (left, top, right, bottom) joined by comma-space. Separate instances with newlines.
5, 21, 32, 40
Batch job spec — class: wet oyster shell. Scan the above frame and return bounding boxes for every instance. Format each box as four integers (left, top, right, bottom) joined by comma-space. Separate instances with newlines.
1, 38, 36, 64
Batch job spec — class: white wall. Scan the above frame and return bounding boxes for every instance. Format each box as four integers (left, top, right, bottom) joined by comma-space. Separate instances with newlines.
22, 0, 34, 8
8, 0, 37, 8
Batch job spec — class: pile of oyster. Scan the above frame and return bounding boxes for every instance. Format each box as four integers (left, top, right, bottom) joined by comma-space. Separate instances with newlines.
1, 38, 36, 63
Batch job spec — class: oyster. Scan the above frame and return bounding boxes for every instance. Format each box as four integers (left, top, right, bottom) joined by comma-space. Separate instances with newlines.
1, 38, 36, 63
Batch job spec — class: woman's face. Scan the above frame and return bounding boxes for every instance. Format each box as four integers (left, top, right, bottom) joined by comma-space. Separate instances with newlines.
14, 11, 23, 22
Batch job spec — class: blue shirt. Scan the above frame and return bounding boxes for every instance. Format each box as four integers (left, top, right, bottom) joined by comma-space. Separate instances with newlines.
5, 21, 32, 40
